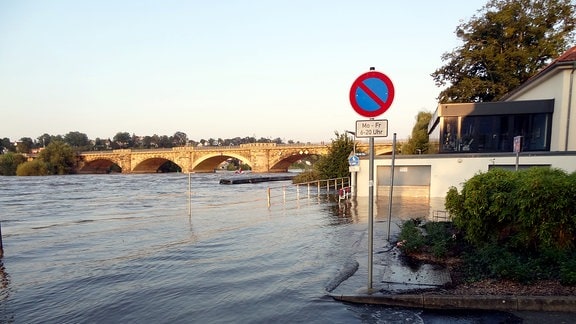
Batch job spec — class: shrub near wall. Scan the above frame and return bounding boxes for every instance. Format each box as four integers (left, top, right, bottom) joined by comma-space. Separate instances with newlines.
446, 167, 576, 252
445, 167, 576, 283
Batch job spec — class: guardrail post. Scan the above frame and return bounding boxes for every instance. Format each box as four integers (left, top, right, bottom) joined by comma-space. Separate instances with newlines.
0, 222, 3, 258
296, 184, 300, 201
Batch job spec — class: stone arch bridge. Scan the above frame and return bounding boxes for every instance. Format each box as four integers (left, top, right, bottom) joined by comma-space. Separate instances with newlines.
78, 142, 394, 174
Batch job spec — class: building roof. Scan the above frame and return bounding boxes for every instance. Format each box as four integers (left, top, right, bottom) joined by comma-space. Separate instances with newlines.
500, 46, 576, 101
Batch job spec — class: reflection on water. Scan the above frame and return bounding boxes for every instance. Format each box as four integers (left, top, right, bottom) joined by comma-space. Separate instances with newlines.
330, 195, 447, 237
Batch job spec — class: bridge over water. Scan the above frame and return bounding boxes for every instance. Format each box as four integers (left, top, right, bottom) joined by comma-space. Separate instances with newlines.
78, 142, 395, 174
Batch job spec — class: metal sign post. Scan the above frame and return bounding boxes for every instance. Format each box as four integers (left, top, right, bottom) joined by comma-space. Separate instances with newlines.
355, 120, 389, 289
368, 134, 375, 288
387, 133, 396, 241
350, 68, 394, 291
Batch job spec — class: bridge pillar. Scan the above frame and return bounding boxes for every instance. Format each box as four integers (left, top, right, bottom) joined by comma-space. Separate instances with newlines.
250, 148, 271, 173
113, 149, 133, 173
172, 148, 193, 172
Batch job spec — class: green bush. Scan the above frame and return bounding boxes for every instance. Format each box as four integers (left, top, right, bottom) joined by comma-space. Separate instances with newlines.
397, 219, 426, 254
445, 167, 576, 251
515, 168, 576, 250
560, 258, 576, 285
397, 219, 456, 258
445, 168, 520, 247
424, 222, 457, 258
16, 159, 49, 176
0, 152, 27, 175
445, 167, 576, 285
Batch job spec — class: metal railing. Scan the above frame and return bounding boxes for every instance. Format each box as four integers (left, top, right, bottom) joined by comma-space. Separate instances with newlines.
266, 177, 350, 207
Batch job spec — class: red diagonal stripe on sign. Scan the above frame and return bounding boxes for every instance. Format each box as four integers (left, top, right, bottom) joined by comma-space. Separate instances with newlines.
358, 80, 386, 108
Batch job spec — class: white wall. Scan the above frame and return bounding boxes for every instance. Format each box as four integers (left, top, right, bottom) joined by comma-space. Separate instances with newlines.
355, 153, 576, 199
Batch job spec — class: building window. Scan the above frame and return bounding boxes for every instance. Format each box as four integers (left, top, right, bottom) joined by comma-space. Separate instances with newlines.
438, 113, 551, 153
441, 117, 458, 152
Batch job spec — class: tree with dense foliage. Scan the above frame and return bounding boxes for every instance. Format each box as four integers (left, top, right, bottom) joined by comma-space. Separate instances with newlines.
16, 141, 76, 176
113, 132, 132, 149
172, 131, 188, 146
64, 131, 90, 149
0, 152, 27, 175
0, 137, 15, 153
432, 0, 576, 103
401, 111, 433, 155
39, 141, 77, 175
37, 133, 52, 148
315, 132, 355, 179
16, 137, 34, 153
294, 132, 354, 183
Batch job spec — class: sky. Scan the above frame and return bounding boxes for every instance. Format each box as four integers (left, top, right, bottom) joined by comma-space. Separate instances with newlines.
0, 0, 489, 144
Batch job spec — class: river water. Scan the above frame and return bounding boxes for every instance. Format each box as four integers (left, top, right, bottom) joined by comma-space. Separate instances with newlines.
0, 173, 525, 323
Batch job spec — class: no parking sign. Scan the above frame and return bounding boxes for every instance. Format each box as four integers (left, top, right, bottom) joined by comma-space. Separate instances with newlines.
349, 71, 395, 118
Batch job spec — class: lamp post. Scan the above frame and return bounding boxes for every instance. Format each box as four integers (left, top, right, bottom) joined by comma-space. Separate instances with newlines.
345, 130, 356, 155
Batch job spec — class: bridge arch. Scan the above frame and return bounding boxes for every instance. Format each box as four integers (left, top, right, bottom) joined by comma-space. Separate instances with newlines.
191, 152, 252, 173
132, 157, 182, 173
268, 148, 322, 173
79, 158, 122, 174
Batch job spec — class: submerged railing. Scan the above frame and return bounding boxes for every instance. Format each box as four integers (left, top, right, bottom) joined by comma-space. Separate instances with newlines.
266, 177, 350, 207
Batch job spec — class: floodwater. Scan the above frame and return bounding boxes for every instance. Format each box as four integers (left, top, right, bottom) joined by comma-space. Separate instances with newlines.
0, 173, 540, 323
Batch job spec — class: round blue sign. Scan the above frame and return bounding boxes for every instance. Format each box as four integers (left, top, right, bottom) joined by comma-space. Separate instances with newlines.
348, 155, 359, 166
349, 71, 395, 117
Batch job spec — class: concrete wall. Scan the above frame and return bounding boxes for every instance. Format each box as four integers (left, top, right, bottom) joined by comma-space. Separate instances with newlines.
354, 153, 576, 200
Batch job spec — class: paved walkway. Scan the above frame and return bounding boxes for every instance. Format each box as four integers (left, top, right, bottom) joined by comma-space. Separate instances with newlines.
327, 221, 576, 314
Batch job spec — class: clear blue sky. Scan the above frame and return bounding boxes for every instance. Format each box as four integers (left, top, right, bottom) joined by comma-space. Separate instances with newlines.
0, 0, 488, 143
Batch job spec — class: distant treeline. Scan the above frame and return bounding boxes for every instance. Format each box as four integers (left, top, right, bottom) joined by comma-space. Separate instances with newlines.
1, 131, 302, 154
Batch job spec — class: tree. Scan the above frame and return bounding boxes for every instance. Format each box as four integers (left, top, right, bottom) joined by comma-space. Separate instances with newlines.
401, 111, 433, 155
141, 136, 153, 149
93, 137, 109, 150
157, 135, 171, 148
37, 140, 76, 175
0, 152, 27, 175
0, 137, 15, 153
64, 131, 90, 148
16, 137, 34, 153
15, 141, 76, 176
113, 132, 132, 148
37, 133, 51, 148
432, 0, 576, 103
172, 131, 188, 146
313, 131, 354, 179
131, 133, 141, 148
16, 159, 49, 176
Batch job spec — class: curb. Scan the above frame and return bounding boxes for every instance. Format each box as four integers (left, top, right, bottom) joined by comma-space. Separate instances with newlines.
330, 294, 576, 312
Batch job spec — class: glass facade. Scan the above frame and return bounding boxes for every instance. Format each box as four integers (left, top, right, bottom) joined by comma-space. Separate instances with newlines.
438, 113, 551, 153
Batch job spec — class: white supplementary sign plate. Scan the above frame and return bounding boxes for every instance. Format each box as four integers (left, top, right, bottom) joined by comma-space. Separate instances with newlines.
355, 119, 388, 138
